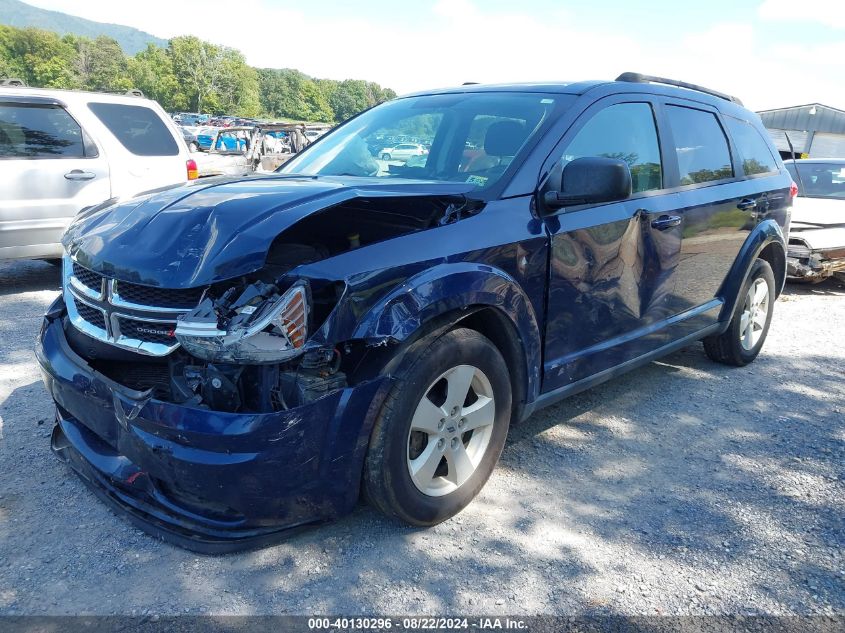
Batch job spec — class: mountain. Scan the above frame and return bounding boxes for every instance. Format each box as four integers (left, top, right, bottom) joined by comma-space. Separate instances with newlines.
0, 0, 168, 54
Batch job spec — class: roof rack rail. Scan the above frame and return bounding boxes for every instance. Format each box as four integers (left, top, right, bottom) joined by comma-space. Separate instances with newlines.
0, 78, 26, 87
125, 89, 144, 97
615, 72, 743, 106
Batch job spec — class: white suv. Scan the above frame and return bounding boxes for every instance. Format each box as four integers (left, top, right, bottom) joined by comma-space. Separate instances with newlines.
0, 87, 197, 261
378, 143, 427, 162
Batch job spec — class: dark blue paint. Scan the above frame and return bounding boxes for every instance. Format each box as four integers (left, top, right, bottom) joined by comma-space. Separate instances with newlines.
38, 79, 793, 550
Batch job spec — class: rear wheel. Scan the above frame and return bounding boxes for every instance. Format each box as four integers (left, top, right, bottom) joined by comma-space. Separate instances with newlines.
364, 328, 511, 525
704, 259, 775, 366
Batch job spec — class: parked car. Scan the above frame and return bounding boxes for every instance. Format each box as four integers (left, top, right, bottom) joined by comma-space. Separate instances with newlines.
379, 142, 428, 161
193, 124, 301, 177
180, 126, 199, 152
178, 112, 209, 127
0, 86, 196, 261
39, 73, 793, 551
784, 158, 845, 282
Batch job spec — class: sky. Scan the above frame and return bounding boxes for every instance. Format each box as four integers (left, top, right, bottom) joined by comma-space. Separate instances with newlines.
22, 0, 845, 111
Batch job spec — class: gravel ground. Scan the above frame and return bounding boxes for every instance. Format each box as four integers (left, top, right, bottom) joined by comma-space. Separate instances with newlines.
0, 259, 842, 617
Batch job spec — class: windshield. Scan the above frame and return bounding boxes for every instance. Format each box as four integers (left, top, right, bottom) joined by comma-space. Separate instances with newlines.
280, 92, 566, 189
786, 162, 845, 199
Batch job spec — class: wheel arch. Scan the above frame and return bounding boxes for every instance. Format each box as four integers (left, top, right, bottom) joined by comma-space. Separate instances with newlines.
716, 219, 786, 326
350, 262, 541, 418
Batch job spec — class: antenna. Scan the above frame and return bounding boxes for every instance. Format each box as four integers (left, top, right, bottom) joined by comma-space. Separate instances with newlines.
783, 131, 806, 194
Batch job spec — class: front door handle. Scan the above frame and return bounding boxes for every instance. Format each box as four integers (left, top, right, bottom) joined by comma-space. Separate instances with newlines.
64, 170, 96, 181
737, 198, 756, 211
650, 214, 682, 230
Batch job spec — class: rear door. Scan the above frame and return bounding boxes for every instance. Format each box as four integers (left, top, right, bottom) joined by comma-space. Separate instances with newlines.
0, 98, 110, 258
661, 102, 782, 331
542, 97, 684, 391
84, 100, 187, 196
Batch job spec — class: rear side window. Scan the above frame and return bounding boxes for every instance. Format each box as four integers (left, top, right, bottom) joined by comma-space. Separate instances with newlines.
724, 117, 778, 176
0, 103, 85, 159
88, 102, 179, 156
562, 102, 663, 193
665, 106, 733, 185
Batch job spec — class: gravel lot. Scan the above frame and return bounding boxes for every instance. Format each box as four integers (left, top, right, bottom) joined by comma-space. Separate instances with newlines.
0, 259, 842, 617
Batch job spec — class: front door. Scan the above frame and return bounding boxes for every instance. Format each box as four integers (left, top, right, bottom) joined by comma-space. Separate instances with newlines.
542, 99, 683, 392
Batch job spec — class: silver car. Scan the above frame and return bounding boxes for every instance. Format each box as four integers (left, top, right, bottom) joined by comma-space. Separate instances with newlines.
0, 86, 194, 261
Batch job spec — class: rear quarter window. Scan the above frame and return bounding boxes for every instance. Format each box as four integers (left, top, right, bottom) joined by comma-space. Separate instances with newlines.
0, 103, 87, 159
724, 116, 778, 176
88, 102, 179, 156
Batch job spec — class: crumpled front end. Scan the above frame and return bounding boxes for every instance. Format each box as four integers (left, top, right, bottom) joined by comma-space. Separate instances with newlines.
787, 234, 845, 282
37, 295, 391, 552
38, 176, 509, 549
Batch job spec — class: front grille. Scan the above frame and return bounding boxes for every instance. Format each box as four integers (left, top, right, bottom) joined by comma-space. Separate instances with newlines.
116, 316, 177, 345
65, 257, 204, 357
72, 262, 104, 293
115, 281, 205, 309
75, 301, 107, 331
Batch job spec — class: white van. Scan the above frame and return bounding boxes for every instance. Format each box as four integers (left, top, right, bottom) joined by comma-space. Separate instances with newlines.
0, 87, 197, 261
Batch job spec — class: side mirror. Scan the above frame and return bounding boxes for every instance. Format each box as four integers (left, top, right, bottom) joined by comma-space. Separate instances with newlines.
543, 157, 632, 211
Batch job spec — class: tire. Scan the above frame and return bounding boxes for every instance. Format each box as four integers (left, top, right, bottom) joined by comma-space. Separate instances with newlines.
189, 142, 199, 152
381, 153, 391, 161
364, 327, 512, 526
704, 259, 775, 366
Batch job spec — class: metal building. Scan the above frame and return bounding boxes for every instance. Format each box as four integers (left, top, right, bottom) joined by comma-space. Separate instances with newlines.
757, 103, 845, 159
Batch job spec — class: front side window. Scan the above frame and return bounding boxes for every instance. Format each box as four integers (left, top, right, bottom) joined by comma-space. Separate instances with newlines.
88, 102, 179, 156
0, 103, 85, 159
724, 116, 778, 176
785, 162, 845, 199
561, 102, 663, 193
281, 92, 569, 190
666, 106, 733, 185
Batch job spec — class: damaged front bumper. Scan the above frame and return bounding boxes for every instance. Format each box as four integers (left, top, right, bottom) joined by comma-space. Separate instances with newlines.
36, 297, 391, 552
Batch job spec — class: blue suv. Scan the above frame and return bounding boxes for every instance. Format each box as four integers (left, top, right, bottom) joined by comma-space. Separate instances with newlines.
37, 73, 794, 551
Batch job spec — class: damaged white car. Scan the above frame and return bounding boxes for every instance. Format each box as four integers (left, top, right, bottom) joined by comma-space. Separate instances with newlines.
784, 159, 845, 282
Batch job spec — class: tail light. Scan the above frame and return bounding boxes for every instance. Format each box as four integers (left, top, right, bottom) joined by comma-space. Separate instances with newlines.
186, 159, 199, 181
789, 181, 799, 198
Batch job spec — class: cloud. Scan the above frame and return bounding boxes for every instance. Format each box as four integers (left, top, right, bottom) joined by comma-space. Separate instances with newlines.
19, 0, 845, 110
758, 0, 845, 29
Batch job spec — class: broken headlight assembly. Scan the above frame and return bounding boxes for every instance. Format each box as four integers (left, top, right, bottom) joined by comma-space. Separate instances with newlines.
174, 281, 309, 364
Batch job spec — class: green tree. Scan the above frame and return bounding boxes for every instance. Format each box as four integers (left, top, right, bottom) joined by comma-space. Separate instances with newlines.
127, 43, 185, 111
169, 36, 226, 113
212, 48, 260, 117
3, 27, 76, 87
71, 35, 131, 92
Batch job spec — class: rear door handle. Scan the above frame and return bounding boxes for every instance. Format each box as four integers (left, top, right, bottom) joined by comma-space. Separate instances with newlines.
650, 214, 682, 230
64, 170, 96, 181
737, 198, 756, 211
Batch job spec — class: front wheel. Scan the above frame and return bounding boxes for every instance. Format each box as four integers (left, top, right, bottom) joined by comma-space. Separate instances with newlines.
364, 328, 511, 525
704, 258, 775, 366
381, 153, 391, 161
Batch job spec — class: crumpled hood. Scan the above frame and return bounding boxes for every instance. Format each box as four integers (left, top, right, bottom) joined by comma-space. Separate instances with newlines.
63, 175, 473, 288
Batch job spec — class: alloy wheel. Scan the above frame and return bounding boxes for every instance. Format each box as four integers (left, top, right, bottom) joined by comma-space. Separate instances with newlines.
406, 364, 496, 497
739, 277, 769, 351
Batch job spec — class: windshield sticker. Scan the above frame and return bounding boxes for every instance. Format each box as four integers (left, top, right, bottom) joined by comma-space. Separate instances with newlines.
466, 175, 488, 186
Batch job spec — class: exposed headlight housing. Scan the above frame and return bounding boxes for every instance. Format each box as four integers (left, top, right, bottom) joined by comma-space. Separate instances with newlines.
175, 281, 309, 364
